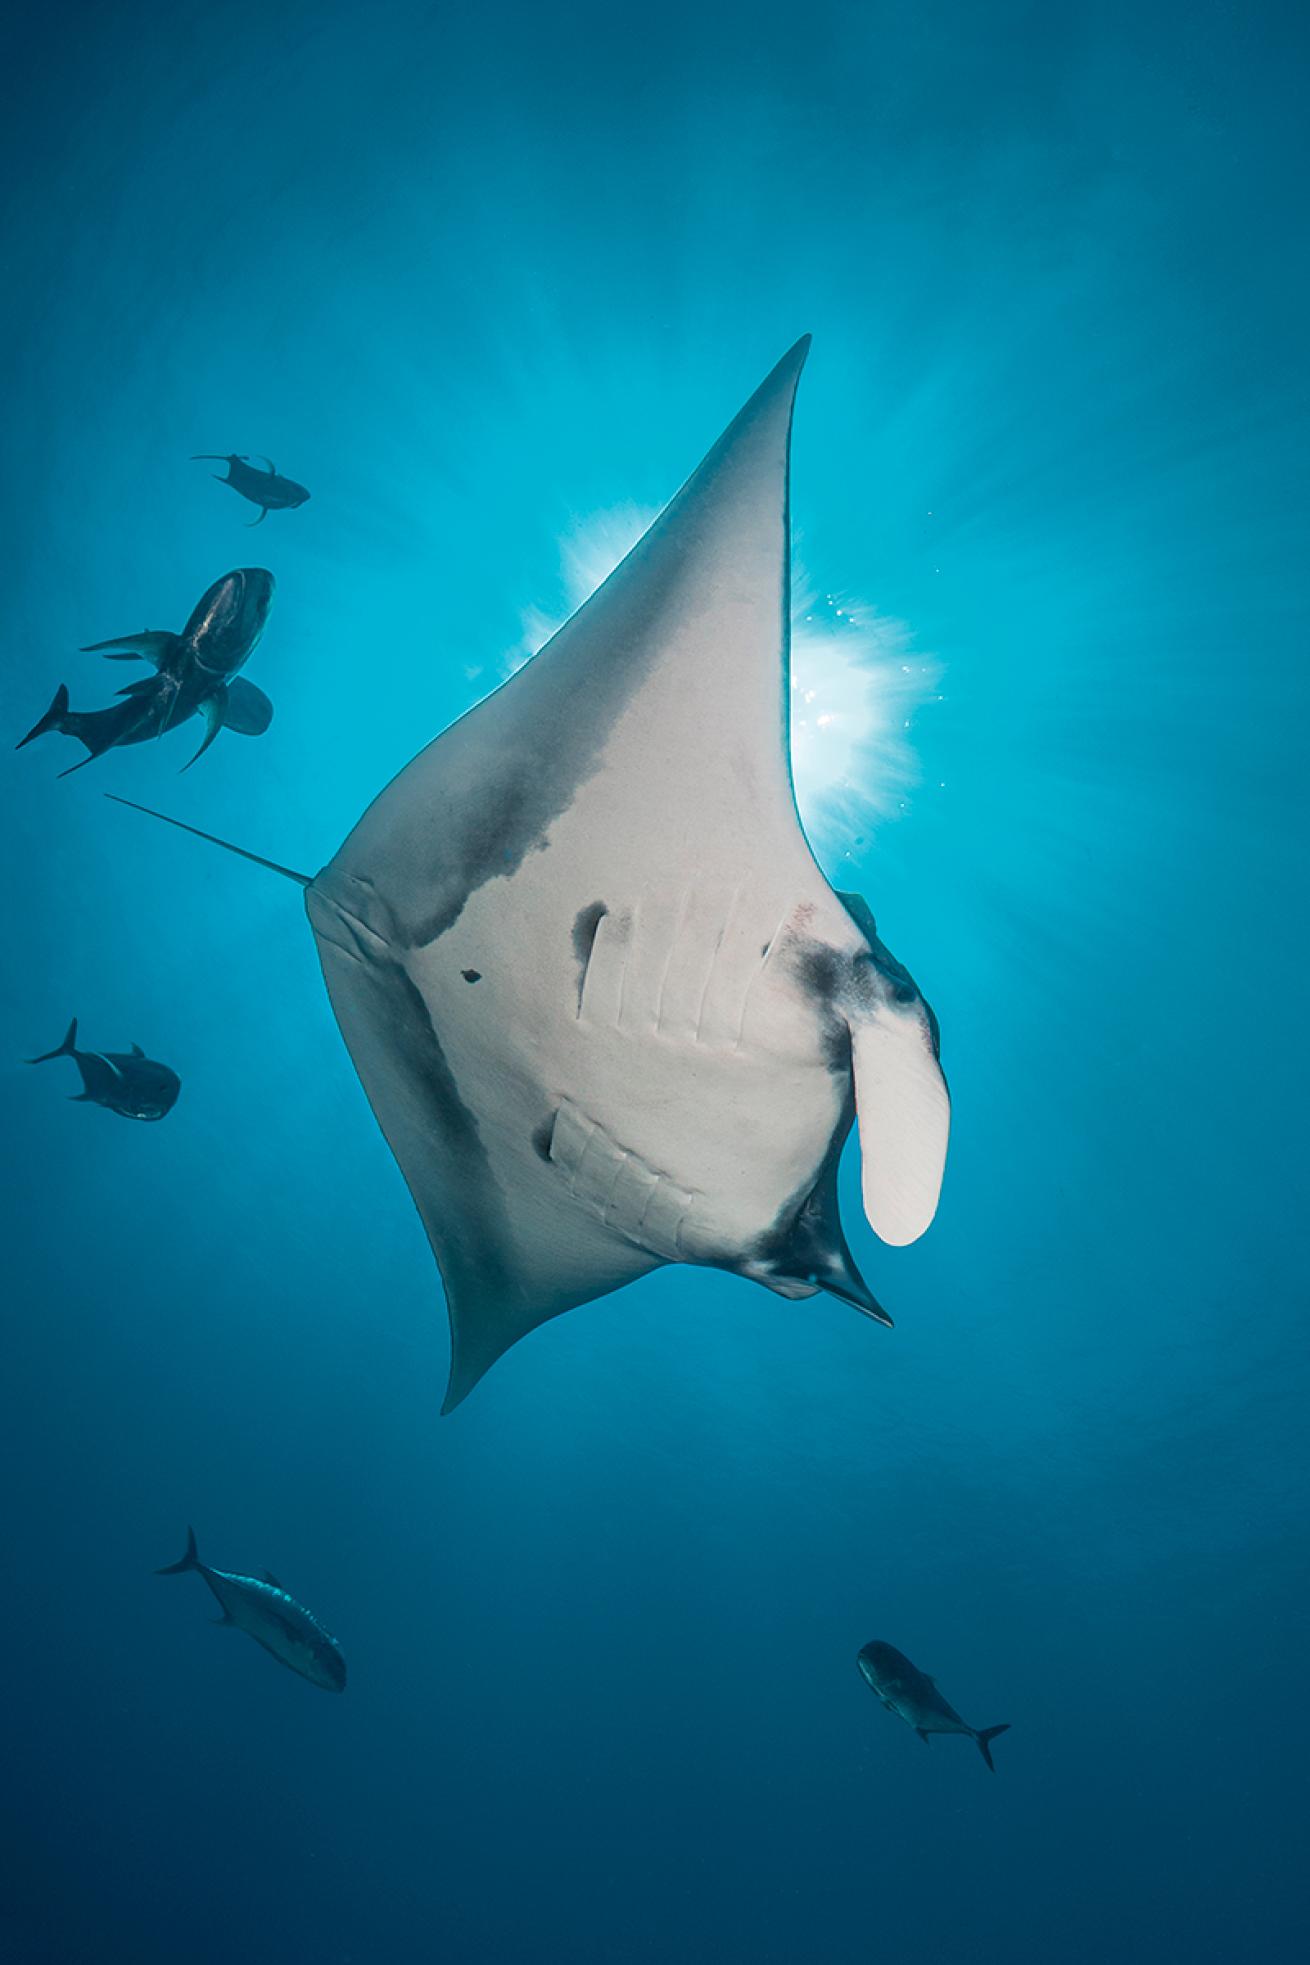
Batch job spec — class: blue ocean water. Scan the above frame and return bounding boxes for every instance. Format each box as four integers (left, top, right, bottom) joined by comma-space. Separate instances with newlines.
2, 2, 1306, 1959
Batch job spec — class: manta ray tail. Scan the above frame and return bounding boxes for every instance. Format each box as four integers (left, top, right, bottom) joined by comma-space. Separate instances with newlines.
156, 1525, 202, 1574
16, 683, 70, 750
974, 1724, 1011, 1772
105, 794, 311, 886
27, 1017, 78, 1064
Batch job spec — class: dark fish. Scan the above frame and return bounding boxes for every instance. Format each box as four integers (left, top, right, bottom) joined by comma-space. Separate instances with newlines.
193, 453, 310, 525
16, 569, 275, 775
157, 1527, 346, 1692
27, 1018, 180, 1121
857, 1640, 1010, 1771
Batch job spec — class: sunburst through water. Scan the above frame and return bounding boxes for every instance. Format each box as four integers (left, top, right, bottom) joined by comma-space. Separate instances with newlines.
506, 507, 942, 863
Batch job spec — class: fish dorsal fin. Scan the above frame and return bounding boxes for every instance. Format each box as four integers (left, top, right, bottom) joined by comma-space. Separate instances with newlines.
916, 1728, 931, 1745
130, 1043, 145, 1057
262, 1569, 283, 1589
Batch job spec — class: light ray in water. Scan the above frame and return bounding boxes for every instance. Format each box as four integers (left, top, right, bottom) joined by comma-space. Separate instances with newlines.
505, 507, 941, 858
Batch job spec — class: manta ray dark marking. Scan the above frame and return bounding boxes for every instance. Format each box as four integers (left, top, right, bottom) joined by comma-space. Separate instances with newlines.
113, 338, 951, 1412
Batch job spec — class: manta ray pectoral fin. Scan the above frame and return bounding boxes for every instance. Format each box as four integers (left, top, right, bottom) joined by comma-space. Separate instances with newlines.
851, 1007, 950, 1246
306, 897, 658, 1412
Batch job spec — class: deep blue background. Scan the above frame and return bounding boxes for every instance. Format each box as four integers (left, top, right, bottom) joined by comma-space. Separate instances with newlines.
2, 3, 1307, 1960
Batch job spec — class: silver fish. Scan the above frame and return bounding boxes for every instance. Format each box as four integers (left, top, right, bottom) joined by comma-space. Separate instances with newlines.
27, 1018, 179, 1121
858, 1640, 1009, 1770
157, 1528, 346, 1692
17, 568, 275, 775
192, 454, 310, 526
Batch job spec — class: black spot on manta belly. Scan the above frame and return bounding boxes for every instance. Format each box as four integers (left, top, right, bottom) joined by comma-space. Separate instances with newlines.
461, 969, 482, 983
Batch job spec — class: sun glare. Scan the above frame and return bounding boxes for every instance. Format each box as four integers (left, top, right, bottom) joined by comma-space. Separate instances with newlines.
506, 510, 940, 861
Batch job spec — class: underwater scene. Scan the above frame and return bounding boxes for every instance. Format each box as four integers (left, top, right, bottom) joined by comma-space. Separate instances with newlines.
2, 3, 1306, 1960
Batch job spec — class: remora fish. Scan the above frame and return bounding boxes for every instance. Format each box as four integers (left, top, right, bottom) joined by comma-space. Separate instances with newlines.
17, 569, 275, 775
857, 1640, 1010, 1770
193, 453, 310, 525
157, 1527, 346, 1692
27, 1018, 180, 1121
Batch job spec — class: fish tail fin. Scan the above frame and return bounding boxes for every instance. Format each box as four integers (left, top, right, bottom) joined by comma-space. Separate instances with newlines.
16, 683, 70, 749
156, 1525, 201, 1575
974, 1724, 1010, 1772
27, 1018, 78, 1064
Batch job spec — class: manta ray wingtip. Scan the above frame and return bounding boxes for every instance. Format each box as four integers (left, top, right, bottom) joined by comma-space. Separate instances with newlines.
439, 1363, 481, 1416
776, 332, 812, 374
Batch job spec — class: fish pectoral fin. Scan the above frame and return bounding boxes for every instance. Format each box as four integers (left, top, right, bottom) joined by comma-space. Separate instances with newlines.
916, 1729, 931, 1746
211, 1611, 236, 1626
245, 507, 269, 526
181, 690, 228, 771
221, 677, 274, 736
82, 630, 177, 664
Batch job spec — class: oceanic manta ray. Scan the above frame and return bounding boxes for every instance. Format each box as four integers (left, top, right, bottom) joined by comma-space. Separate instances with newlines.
115, 337, 950, 1410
